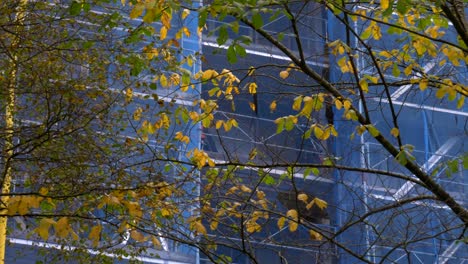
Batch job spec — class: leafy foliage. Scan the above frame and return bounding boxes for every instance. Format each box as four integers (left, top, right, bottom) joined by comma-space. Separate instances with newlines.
0, 0, 466, 263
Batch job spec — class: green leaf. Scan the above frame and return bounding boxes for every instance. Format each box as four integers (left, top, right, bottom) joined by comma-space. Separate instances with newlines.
227, 45, 237, 64
69, 1, 82, 15
311, 168, 319, 175
262, 174, 275, 185
217, 26, 229, 45
234, 44, 247, 57
396, 0, 411, 15
303, 128, 312, 139
417, 17, 432, 30
238, 36, 252, 45
382, 3, 394, 16
278, 32, 285, 42
275, 118, 285, 134
392, 64, 401, 77
198, 10, 208, 28
322, 158, 333, 166
129, 3, 145, 19
445, 159, 459, 177
231, 21, 239, 33
208, 87, 220, 97
387, 25, 403, 35
252, 12, 263, 29
304, 167, 320, 179
396, 150, 408, 165
360, 28, 372, 39
366, 125, 380, 137
284, 117, 295, 131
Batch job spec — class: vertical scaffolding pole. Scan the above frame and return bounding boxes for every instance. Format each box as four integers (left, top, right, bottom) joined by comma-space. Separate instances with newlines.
0, 1, 27, 263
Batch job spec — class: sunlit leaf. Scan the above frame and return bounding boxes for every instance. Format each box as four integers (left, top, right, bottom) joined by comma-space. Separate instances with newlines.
309, 229, 323, 240
35, 218, 56, 241
298, 193, 308, 203
313, 198, 328, 210
279, 70, 289, 79
89, 225, 102, 247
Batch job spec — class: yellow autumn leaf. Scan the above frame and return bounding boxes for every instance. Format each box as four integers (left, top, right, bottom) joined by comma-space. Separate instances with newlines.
129, 3, 144, 19
240, 185, 252, 193
457, 96, 465, 109
359, 79, 369, 93
182, 27, 190, 37
160, 74, 168, 87
249, 102, 256, 112
368, 76, 379, 84
189, 111, 199, 121
372, 24, 382, 40
246, 220, 261, 233
55, 217, 70, 238
380, 0, 389, 9
335, 99, 342, 110
248, 82, 257, 94
419, 78, 428, 91
35, 218, 56, 241
152, 236, 162, 249
286, 209, 298, 220
309, 229, 323, 240
277, 216, 286, 229
174, 131, 189, 144
202, 69, 218, 81
298, 193, 308, 203
356, 125, 366, 136
286, 209, 299, 231
131, 230, 147, 242
194, 221, 207, 236
39, 187, 48, 196
160, 26, 168, 40
181, 9, 190, 19
327, 125, 338, 137
89, 225, 102, 247
289, 221, 298, 232
247, 66, 255, 76
210, 220, 218, 230
391, 127, 400, 137
125, 88, 133, 103
270, 100, 277, 112
161, 208, 172, 217
170, 73, 180, 86
124, 201, 143, 218
215, 120, 223, 129
313, 197, 328, 210
279, 70, 289, 79
248, 148, 257, 160
292, 96, 303, 111
404, 64, 413, 76
343, 100, 352, 110
226, 186, 238, 195
256, 190, 266, 200
133, 107, 143, 121
223, 119, 232, 131
379, 50, 393, 58
313, 125, 325, 140
338, 45, 345, 55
